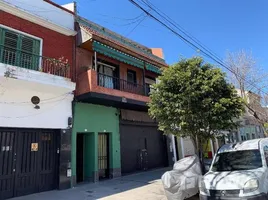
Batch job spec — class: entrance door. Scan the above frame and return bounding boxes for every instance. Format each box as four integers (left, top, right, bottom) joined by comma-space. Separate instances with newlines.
0, 129, 17, 199
98, 133, 109, 179
76, 134, 84, 183
0, 129, 59, 200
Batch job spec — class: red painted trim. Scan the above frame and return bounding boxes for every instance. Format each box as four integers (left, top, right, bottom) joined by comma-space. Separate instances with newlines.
43, 0, 75, 15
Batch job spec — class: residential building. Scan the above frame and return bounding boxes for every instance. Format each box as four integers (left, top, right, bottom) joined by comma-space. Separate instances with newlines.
229, 90, 266, 142
72, 15, 169, 184
0, 0, 76, 199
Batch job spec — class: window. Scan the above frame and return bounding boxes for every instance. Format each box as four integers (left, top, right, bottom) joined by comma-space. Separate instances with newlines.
127, 70, 136, 84
145, 77, 156, 96
212, 150, 262, 172
264, 146, 268, 166
97, 62, 116, 89
0, 27, 40, 70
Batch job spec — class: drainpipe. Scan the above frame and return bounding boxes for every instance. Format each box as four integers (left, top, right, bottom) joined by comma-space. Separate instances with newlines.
215, 138, 219, 151
94, 51, 97, 71
73, 1, 77, 82
210, 139, 214, 157
180, 137, 185, 158
171, 135, 177, 161
143, 62, 146, 95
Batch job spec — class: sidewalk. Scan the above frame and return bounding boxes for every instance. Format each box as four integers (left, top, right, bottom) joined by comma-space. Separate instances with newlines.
12, 168, 198, 200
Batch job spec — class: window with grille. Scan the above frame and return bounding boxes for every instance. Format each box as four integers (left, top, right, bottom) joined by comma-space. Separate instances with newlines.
127, 70, 136, 84
0, 27, 40, 70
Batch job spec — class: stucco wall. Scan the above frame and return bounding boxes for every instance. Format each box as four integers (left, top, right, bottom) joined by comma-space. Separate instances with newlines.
72, 103, 121, 183
0, 77, 73, 129
2, 0, 74, 31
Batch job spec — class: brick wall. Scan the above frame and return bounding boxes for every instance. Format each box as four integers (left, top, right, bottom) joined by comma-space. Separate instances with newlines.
120, 63, 143, 85
76, 70, 150, 102
0, 11, 74, 78
76, 48, 144, 84
76, 47, 93, 76
76, 47, 151, 102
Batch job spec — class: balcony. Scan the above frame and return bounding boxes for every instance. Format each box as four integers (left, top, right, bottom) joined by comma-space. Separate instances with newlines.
76, 69, 150, 110
0, 45, 70, 78
0, 45, 75, 93
97, 73, 146, 96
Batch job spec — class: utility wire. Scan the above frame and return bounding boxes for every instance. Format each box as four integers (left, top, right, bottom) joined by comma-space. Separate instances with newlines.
96, 13, 146, 22
128, 0, 268, 96
125, 13, 148, 37
0, 92, 72, 105
0, 95, 68, 118
139, 0, 218, 61
138, 0, 231, 67
140, 0, 267, 97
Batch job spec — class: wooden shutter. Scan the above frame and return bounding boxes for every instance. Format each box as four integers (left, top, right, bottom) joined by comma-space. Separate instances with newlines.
21, 36, 34, 53
0, 28, 3, 62
0, 28, 40, 70
21, 36, 34, 69
32, 39, 40, 70
0, 27, 3, 46
4, 30, 18, 50
2, 29, 18, 65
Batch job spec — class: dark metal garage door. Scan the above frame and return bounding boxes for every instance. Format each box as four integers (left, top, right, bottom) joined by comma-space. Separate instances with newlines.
120, 121, 168, 174
0, 128, 59, 200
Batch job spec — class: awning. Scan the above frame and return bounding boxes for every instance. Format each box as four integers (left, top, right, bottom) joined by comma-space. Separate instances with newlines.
92, 41, 144, 69
145, 63, 161, 74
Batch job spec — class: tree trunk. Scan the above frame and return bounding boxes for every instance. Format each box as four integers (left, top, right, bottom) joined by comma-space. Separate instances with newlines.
191, 135, 205, 174
198, 136, 205, 175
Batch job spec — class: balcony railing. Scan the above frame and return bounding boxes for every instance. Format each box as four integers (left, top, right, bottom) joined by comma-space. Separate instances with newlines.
97, 72, 147, 96
0, 45, 70, 78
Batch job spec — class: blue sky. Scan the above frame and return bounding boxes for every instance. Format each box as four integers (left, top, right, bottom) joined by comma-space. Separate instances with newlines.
55, 0, 268, 69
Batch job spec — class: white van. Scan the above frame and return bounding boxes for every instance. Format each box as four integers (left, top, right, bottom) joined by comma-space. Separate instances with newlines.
199, 138, 268, 200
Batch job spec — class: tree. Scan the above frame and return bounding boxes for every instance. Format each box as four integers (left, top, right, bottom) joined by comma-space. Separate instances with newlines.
148, 57, 244, 163
226, 50, 268, 123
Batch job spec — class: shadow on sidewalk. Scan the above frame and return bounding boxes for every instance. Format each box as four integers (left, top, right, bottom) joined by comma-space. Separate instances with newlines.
12, 167, 171, 200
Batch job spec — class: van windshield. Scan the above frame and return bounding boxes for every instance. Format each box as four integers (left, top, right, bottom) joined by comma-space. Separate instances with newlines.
211, 150, 262, 172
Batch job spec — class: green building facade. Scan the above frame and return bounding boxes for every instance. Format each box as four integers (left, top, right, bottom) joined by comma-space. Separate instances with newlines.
71, 103, 121, 184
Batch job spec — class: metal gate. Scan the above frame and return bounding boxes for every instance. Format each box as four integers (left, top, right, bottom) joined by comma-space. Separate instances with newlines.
120, 122, 168, 174
0, 129, 59, 200
98, 133, 109, 179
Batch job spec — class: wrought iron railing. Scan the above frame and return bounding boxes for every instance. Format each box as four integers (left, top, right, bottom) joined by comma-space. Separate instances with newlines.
97, 72, 146, 96
0, 45, 70, 78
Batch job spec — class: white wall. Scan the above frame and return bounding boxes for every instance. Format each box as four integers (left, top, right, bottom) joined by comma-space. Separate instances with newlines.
182, 137, 195, 157
3, 0, 74, 31
0, 83, 73, 129
0, 64, 75, 93
62, 2, 75, 12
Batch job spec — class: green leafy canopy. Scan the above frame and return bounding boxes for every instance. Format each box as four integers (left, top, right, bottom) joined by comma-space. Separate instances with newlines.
148, 57, 244, 141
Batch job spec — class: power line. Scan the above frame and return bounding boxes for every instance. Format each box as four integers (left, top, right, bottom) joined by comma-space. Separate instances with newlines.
0, 92, 72, 105
128, 0, 268, 96
0, 95, 69, 118
96, 13, 146, 22
139, 0, 218, 61
137, 0, 230, 66
125, 14, 148, 37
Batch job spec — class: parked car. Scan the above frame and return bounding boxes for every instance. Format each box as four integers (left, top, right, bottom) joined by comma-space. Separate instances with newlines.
162, 155, 202, 200
199, 138, 268, 200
